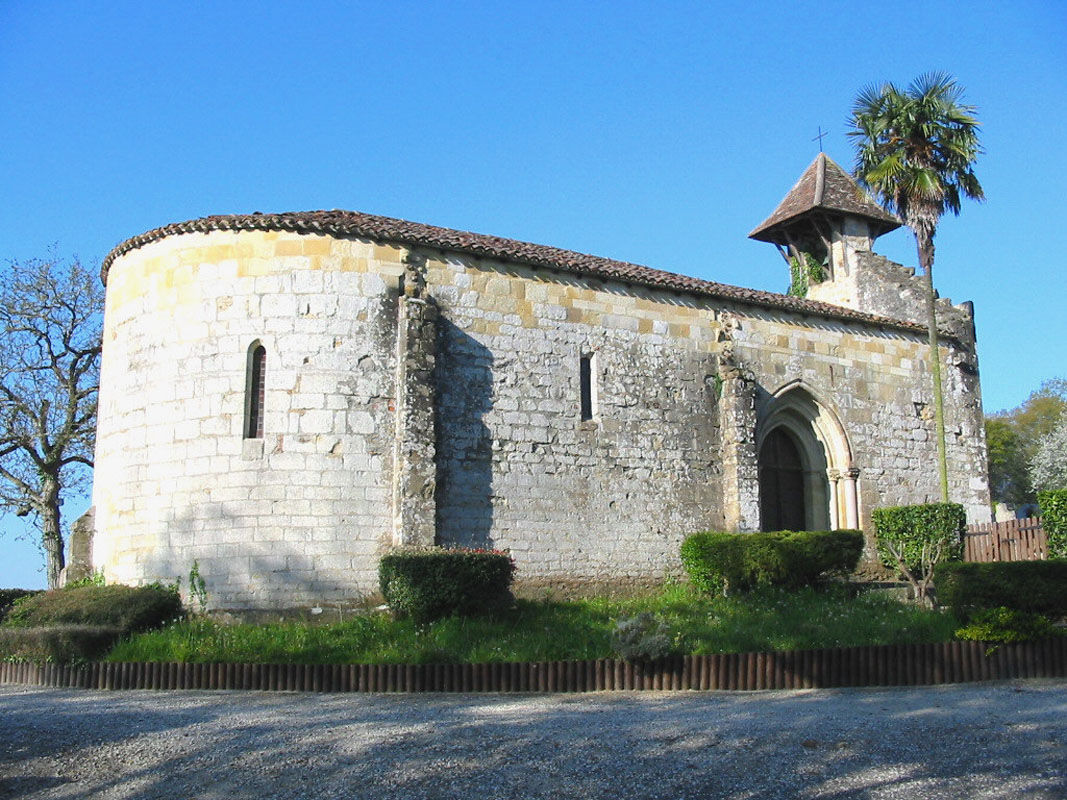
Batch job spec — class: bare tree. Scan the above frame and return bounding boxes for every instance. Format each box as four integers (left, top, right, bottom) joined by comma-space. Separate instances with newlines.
0, 256, 102, 587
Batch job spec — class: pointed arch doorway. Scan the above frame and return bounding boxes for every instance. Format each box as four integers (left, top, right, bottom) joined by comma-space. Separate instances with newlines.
757, 384, 859, 532
759, 428, 809, 531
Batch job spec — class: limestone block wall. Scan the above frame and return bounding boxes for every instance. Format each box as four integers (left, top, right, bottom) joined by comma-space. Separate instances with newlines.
428, 255, 726, 585
92, 223, 990, 609
730, 308, 990, 528
92, 231, 405, 608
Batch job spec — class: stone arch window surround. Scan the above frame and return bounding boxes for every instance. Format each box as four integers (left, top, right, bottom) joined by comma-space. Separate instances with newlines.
244, 340, 267, 441
756, 382, 858, 531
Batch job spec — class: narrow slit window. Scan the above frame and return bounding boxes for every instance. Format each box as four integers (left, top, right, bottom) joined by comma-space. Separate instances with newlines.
245, 344, 266, 439
580, 352, 597, 421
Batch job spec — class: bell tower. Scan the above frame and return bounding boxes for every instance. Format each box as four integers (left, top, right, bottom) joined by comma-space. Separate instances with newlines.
749, 153, 901, 309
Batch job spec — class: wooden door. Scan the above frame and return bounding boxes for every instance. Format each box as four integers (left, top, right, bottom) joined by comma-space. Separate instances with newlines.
759, 428, 806, 532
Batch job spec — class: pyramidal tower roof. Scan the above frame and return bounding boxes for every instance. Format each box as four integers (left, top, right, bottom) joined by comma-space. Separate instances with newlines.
749, 153, 901, 244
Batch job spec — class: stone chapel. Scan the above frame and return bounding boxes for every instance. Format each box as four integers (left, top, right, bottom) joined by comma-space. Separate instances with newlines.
87, 154, 990, 608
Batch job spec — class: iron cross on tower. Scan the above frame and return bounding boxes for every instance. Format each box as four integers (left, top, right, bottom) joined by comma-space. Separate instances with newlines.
812, 126, 828, 152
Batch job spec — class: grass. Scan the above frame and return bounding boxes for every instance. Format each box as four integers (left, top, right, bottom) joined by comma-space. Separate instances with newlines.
105, 583, 960, 665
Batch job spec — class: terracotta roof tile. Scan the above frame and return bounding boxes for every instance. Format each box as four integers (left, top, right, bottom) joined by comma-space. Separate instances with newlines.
102, 208, 926, 334
749, 153, 901, 243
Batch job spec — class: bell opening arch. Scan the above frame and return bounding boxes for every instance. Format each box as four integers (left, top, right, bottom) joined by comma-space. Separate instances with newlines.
756, 382, 858, 532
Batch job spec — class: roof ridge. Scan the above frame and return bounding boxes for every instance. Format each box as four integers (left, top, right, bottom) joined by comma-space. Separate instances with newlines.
813, 152, 826, 206
101, 209, 933, 336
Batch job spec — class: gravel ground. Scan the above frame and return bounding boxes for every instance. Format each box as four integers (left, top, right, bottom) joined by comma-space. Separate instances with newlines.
2, 680, 1066, 799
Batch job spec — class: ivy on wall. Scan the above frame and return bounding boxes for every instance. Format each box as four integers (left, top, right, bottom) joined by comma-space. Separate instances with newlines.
787, 252, 826, 297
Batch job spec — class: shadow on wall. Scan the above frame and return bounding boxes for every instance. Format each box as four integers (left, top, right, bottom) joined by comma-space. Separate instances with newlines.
434, 318, 494, 549
141, 503, 375, 612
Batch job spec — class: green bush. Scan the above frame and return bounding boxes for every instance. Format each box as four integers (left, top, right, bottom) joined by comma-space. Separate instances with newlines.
873, 503, 965, 571
379, 547, 516, 624
3, 584, 183, 634
1038, 489, 1067, 557
0, 589, 42, 623
680, 530, 864, 595
955, 607, 1063, 646
611, 612, 679, 662
0, 625, 123, 663
873, 502, 965, 606
935, 560, 1067, 621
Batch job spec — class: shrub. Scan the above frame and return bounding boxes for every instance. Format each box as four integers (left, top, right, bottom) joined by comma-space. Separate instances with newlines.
935, 560, 1067, 621
3, 584, 183, 634
873, 502, 965, 606
1031, 421, 1067, 495
611, 613, 678, 662
0, 625, 123, 663
784, 529, 865, 583
65, 570, 106, 588
955, 607, 1063, 647
0, 589, 42, 623
379, 547, 516, 624
680, 530, 864, 595
1038, 489, 1067, 558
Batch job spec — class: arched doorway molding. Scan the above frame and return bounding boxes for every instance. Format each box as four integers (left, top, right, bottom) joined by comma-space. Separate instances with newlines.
756, 381, 859, 530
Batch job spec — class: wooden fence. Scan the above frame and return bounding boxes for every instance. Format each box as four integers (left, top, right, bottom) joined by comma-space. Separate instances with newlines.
3, 640, 1067, 693
964, 516, 1046, 562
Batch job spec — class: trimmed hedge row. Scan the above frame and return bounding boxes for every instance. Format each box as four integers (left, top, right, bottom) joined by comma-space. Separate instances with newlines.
1039, 489, 1067, 557
680, 530, 864, 595
379, 548, 516, 624
935, 560, 1067, 622
0, 625, 123, 663
3, 584, 183, 634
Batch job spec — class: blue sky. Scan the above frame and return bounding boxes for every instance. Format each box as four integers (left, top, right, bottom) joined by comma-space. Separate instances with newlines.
1, 1, 1064, 587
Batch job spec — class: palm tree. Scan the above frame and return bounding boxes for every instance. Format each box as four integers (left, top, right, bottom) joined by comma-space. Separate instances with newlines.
848, 72, 984, 502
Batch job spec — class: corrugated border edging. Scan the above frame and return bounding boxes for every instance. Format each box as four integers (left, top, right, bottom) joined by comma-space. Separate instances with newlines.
2, 640, 1066, 693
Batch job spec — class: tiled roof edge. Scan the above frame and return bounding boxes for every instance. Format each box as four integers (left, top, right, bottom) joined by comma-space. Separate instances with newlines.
101, 210, 933, 336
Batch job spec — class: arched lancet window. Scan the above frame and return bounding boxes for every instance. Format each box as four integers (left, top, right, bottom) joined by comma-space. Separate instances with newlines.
244, 343, 266, 439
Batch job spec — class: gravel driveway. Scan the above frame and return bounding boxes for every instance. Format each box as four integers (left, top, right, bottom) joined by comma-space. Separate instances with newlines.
2, 680, 1066, 799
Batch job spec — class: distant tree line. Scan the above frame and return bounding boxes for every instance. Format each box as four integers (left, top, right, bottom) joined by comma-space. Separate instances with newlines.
986, 378, 1067, 510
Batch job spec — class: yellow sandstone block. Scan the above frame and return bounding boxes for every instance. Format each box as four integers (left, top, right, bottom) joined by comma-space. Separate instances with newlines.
207, 245, 236, 262
373, 244, 401, 262
486, 278, 511, 296
275, 239, 304, 257
303, 236, 332, 256
239, 258, 272, 278
234, 241, 256, 259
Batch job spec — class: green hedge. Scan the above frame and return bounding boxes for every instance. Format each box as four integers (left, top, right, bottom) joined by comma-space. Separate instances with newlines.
0, 624, 123, 663
0, 589, 42, 623
3, 584, 183, 634
954, 607, 1064, 646
1038, 489, 1067, 557
935, 560, 1067, 621
872, 502, 965, 572
379, 547, 516, 624
680, 530, 864, 595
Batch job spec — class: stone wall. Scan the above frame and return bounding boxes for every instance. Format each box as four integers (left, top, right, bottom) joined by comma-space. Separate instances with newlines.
92, 226, 990, 609
729, 307, 990, 528
427, 254, 726, 584
93, 231, 406, 608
